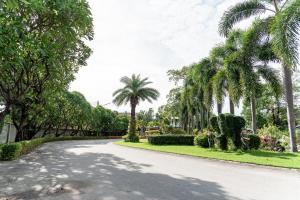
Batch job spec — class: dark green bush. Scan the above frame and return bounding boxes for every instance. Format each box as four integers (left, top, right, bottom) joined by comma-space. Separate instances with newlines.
194, 134, 214, 148
210, 114, 246, 150
242, 134, 261, 150
148, 135, 194, 145
248, 134, 261, 150
0, 143, 22, 160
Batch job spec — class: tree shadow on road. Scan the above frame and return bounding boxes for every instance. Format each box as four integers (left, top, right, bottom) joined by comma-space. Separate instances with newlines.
0, 140, 240, 200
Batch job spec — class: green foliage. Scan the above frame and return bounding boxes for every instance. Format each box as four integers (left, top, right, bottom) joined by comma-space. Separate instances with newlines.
241, 84, 291, 130
194, 133, 215, 148
137, 108, 155, 125
248, 134, 261, 150
20, 138, 45, 155
0, 143, 22, 160
210, 114, 246, 150
272, 0, 300, 67
0, 0, 94, 140
123, 134, 139, 143
242, 134, 261, 150
219, 0, 267, 36
258, 124, 288, 139
148, 135, 194, 145
258, 125, 288, 151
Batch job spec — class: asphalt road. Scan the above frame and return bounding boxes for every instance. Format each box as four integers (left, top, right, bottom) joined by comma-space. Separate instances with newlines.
0, 140, 299, 200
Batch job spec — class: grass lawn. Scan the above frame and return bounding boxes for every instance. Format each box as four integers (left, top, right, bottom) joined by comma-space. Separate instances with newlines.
115, 140, 300, 169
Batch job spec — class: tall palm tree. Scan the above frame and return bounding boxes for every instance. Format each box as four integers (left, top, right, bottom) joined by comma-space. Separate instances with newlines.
210, 36, 244, 115
224, 29, 282, 134
219, 0, 299, 152
179, 61, 213, 133
113, 74, 159, 142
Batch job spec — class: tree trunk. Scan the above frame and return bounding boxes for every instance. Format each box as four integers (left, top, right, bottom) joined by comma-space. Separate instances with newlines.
282, 65, 298, 152
229, 99, 235, 115
217, 103, 222, 115
251, 97, 257, 134
129, 103, 136, 135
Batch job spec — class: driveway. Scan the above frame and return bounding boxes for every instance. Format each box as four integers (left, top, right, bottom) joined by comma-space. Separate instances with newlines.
0, 140, 299, 200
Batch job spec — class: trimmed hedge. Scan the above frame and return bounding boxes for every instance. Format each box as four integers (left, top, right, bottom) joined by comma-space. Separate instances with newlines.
0, 136, 119, 161
148, 135, 194, 145
0, 143, 22, 161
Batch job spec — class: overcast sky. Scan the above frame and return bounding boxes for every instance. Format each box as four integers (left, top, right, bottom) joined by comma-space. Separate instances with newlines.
70, 0, 244, 113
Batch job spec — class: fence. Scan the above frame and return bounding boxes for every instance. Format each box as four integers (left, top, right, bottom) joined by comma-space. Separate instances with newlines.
0, 123, 127, 144
0, 123, 17, 144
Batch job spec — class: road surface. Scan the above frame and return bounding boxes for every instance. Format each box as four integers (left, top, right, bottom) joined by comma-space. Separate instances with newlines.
0, 140, 299, 200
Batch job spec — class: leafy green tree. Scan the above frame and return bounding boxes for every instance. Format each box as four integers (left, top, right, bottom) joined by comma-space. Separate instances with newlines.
0, 0, 93, 140
92, 105, 116, 135
113, 74, 160, 142
137, 108, 155, 125
219, 0, 299, 151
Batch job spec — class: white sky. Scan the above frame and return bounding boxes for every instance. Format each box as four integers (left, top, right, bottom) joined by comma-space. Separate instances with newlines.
70, 0, 244, 113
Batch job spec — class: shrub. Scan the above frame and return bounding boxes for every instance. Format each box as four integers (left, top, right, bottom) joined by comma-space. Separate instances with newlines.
242, 134, 261, 150
122, 134, 139, 143
194, 134, 215, 148
210, 114, 246, 150
194, 130, 215, 148
258, 125, 288, 151
20, 138, 45, 155
148, 135, 194, 145
0, 143, 22, 160
258, 125, 287, 138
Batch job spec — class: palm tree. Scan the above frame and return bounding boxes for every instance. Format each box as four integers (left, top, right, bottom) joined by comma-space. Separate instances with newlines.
223, 29, 282, 134
210, 38, 244, 115
113, 74, 159, 142
219, 0, 299, 152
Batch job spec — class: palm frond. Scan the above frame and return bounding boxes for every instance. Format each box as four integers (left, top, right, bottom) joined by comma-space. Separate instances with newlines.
212, 70, 227, 104
219, 0, 269, 36
256, 65, 282, 98
113, 74, 160, 107
272, 0, 300, 68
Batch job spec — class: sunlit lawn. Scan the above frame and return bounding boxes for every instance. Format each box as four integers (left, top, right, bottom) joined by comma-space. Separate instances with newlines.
115, 139, 300, 169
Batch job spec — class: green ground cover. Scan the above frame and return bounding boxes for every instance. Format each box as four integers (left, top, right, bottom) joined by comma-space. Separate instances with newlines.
116, 140, 300, 169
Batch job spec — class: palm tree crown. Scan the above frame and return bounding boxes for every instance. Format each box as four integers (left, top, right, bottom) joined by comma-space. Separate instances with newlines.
113, 74, 160, 106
